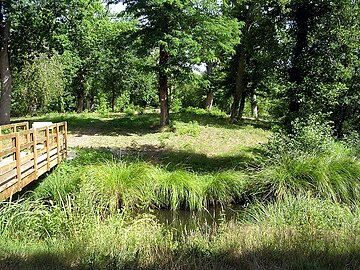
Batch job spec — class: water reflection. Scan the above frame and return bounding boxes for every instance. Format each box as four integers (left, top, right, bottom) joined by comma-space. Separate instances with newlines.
151, 206, 243, 237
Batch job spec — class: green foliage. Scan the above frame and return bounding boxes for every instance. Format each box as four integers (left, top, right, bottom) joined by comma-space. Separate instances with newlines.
275, 0, 360, 135
12, 53, 66, 116
94, 92, 110, 116
265, 117, 334, 157
173, 121, 201, 137
115, 92, 131, 112
343, 132, 360, 157
170, 96, 182, 113
0, 198, 73, 240
31, 161, 82, 205
257, 121, 360, 204
182, 107, 227, 118
1, 111, 360, 269
123, 104, 136, 116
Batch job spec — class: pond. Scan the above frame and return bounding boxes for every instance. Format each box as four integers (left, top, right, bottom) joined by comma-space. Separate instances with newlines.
149, 205, 244, 237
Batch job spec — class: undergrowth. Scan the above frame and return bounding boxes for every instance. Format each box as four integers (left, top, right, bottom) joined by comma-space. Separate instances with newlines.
255, 120, 360, 204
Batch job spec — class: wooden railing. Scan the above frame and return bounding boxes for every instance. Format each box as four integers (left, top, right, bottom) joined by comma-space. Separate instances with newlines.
0, 122, 29, 135
0, 122, 67, 200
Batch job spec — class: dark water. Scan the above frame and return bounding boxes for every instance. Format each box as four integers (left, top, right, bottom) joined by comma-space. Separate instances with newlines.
150, 206, 243, 236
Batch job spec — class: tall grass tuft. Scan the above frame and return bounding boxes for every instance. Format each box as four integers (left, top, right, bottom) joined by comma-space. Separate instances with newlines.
72, 153, 248, 211
256, 120, 360, 204
0, 198, 74, 240
205, 171, 248, 206
242, 195, 360, 230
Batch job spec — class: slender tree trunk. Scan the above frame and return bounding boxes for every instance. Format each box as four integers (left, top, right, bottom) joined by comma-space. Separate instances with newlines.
0, 1, 12, 125
204, 62, 215, 110
205, 92, 214, 110
85, 97, 91, 111
251, 92, 258, 119
111, 88, 116, 112
286, 4, 310, 127
238, 90, 246, 119
76, 94, 84, 113
76, 70, 85, 113
230, 52, 246, 122
159, 44, 169, 126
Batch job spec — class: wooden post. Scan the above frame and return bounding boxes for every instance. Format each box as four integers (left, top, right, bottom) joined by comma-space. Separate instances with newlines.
33, 129, 38, 178
46, 126, 50, 171
25, 122, 30, 144
0, 127, 2, 153
12, 136, 16, 161
56, 124, 60, 163
64, 122, 68, 158
15, 133, 22, 190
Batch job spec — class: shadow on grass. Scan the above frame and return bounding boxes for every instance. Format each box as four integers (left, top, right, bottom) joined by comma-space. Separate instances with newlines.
14, 111, 273, 137
1, 247, 359, 270
33, 113, 161, 136
0, 254, 82, 270
120, 144, 264, 173
173, 111, 273, 131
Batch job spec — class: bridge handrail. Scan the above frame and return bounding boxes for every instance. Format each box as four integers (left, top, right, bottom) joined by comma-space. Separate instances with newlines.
0, 121, 68, 200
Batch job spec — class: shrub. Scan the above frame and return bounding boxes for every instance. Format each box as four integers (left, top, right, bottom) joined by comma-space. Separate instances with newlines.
256, 120, 360, 204
123, 104, 136, 116
173, 121, 201, 137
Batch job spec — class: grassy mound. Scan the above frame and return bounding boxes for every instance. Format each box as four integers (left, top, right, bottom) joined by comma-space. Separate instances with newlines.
32, 149, 248, 211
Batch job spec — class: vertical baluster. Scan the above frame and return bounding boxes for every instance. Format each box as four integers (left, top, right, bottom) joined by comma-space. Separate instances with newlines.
33, 129, 38, 178
46, 126, 50, 171
15, 133, 22, 190
64, 122, 68, 158
56, 124, 61, 163
0, 126, 2, 154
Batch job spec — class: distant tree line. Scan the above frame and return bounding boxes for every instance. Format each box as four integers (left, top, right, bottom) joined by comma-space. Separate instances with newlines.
0, 0, 359, 136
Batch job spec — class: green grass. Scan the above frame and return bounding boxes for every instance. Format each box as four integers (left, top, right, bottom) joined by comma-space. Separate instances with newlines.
242, 195, 360, 230
0, 199, 359, 270
2, 110, 360, 269
31, 149, 249, 211
255, 127, 360, 204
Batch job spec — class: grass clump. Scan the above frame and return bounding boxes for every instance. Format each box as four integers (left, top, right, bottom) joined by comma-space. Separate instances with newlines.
81, 154, 248, 211
172, 120, 201, 137
0, 198, 73, 241
242, 195, 360, 230
256, 120, 360, 204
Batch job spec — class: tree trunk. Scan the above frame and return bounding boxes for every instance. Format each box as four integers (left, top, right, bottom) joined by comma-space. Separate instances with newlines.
238, 90, 246, 119
85, 97, 92, 111
76, 70, 85, 113
159, 44, 169, 126
111, 88, 116, 112
286, 4, 310, 127
251, 92, 258, 119
0, 1, 12, 125
76, 91, 85, 113
205, 92, 214, 110
230, 52, 246, 122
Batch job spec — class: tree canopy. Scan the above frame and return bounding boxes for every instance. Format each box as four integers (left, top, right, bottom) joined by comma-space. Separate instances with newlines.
0, 0, 358, 136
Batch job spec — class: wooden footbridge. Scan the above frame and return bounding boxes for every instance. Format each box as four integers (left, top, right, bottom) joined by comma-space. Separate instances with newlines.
0, 122, 67, 200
